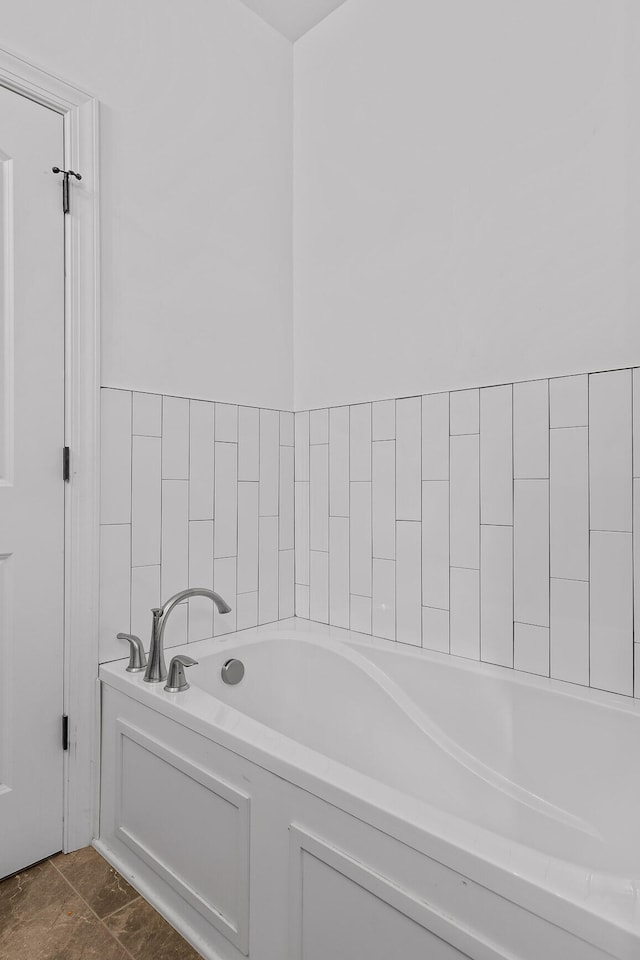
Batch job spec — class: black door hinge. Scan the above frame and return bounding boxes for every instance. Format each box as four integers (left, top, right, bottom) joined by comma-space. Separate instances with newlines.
51, 167, 82, 215
63, 446, 70, 482
62, 715, 69, 751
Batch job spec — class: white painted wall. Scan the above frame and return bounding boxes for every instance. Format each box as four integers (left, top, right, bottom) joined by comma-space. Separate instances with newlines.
2, 0, 293, 409
294, 0, 640, 410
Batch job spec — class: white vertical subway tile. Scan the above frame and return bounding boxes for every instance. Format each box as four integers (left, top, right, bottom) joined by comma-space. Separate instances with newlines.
280, 411, 294, 447
372, 440, 396, 560
99, 524, 131, 662
130, 564, 160, 644
214, 441, 237, 558
162, 396, 189, 480
309, 550, 329, 623
589, 370, 632, 533
590, 531, 633, 695
259, 408, 279, 517
132, 392, 161, 437
634, 369, 640, 478
237, 482, 259, 594
294, 481, 310, 585
162, 603, 188, 649
449, 567, 480, 660
635, 479, 640, 643
422, 607, 449, 654
131, 435, 161, 567
513, 480, 549, 627
329, 406, 350, 517
513, 380, 549, 480
422, 481, 449, 610
329, 517, 350, 629
189, 400, 214, 521
101, 389, 131, 524
480, 384, 512, 525
550, 578, 590, 685
514, 623, 549, 677
450, 434, 480, 569
214, 556, 237, 635
258, 516, 279, 625
310, 408, 329, 444
279, 446, 295, 551
372, 399, 395, 440
161, 480, 189, 600
295, 584, 310, 619
215, 403, 238, 443
238, 406, 260, 481
549, 375, 588, 428
295, 411, 310, 481
187, 520, 214, 590
396, 397, 422, 521
373, 558, 395, 641
188, 520, 214, 641
480, 525, 513, 667
396, 521, 422, 646
422, 393, 449, 481
279, 550, 295, 619
236, 592, 258, 631
309, 444, 329, 552
450, 389, 479, 435
350, 403, 372, 481
350, 595, 372, 634
350, 481, 372, 597
550, 427, 589, 581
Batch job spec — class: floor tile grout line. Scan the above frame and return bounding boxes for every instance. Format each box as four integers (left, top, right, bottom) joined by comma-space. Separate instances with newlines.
47, 856, 139, 960
100, 893, 143, 922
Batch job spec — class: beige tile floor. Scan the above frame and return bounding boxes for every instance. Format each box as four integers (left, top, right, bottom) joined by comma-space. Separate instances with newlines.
0, 846, 203, 960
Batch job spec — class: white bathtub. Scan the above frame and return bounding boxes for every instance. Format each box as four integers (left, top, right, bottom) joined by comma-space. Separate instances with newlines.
98, 619, 640, 960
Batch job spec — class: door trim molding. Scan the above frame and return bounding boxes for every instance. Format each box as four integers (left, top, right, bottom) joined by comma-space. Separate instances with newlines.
0, 46, 100, 852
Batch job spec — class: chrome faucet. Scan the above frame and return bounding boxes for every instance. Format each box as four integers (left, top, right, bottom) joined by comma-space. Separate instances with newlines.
144, 588, 232, 683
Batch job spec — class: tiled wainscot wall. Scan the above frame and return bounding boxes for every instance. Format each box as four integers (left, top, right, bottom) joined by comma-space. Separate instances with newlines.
99, 389, 294, 663
294, 369, 640, 699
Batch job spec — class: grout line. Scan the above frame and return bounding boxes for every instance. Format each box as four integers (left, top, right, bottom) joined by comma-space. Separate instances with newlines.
587, 374, 591, 689
324, 416, 329, 624
549, 424, 589, 430
511, 383, 515, 670
589, 529, 634, 535
100, 895, 143, 922
127, 395, 133, 634
547, 378, 552, 678
186, 401, 192, 641
447, 395, 451, 654
633, 372, 637, 696
48, 856, 139, 960
478, 391, 482, 663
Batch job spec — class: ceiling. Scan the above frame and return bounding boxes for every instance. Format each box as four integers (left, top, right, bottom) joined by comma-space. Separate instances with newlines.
236, 0, 351, 41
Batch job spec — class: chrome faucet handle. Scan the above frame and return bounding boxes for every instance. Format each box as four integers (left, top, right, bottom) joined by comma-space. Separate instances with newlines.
117, 633, 148, 673
164, 655, 198, 693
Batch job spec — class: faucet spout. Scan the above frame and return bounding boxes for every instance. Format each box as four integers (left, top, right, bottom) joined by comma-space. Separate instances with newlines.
143, 587, 232, 683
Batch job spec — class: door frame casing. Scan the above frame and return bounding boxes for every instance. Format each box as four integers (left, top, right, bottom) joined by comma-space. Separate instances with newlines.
0, 46, 100, 852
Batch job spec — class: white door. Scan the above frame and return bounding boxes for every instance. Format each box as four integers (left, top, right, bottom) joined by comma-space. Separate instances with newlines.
0, 84, 65, 877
